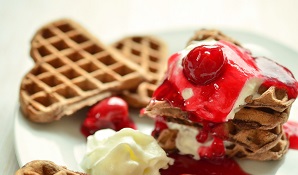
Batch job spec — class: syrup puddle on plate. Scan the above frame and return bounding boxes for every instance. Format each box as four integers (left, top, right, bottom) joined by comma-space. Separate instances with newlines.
160, 153, 249, 175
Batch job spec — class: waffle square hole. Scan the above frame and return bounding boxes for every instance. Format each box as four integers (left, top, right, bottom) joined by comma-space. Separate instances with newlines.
67, 52, 83, 62
131, 49, 141, 56
61, 68, 81, 80
71, 34, 88, 44
149, 66, 158, 73
95, 73, 117, 83
41, 75, 63, 87
114, 43, 124, 50
113, 65, 134, 76
84, 44, 103, 55
31, 65, 48, 76
132, 37, 142, 43
47, 58, 65, 69
97, 55, 117, 66
57, 23, 74, 33
149, 55, 158, 62
55, 86, 79, 99
23, 81, 43, 95
33, 93, 58, 107
53, 40, 69, 51
149, 41, 159, 50
38, 46, 52, 57
42, 28, 55, 39
75, 79, 98, 91
147, 88, 154, 97
80, 61, 99, 73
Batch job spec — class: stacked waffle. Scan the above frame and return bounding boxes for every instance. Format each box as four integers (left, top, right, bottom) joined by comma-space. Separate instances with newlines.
188, 29, 295, 160
144, 29, 297, 161
225, 86, 291, 160
20, 19, 167, 123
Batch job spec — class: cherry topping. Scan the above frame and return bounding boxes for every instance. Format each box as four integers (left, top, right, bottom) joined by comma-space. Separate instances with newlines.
198, 137, 225, 159
151, 116, 169, 138
182, 45, 226, 85
81, 97, 136, 137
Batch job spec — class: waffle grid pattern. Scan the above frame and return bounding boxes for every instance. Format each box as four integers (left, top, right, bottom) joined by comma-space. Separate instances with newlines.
113, 36, 167, 107
225, 86, 293, 160
20, 19, 144, 122
113, 36, 167, 82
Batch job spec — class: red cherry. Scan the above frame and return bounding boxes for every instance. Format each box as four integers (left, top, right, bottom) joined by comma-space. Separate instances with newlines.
182, 45, 226, 85
81, 97, 136, 137
87, 96, 128, 121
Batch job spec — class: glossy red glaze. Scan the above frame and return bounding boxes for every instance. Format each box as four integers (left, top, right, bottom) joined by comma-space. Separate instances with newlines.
160, 153, 249, 175
254, 57, 298, 99
182, 45, 227, 85
151, 116, 169, 138
283, 121, 298, 149
152, 40, 298, 123
153, 117, 227, 159
198, 137, 225, 159
81, 97, 136, 137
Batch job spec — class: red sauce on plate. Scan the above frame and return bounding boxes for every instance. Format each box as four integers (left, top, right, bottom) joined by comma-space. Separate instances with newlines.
160, 153, 249, 175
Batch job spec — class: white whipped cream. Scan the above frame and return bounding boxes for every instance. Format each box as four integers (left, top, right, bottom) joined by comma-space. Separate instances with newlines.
80, 128, 173, 175
167, 122, 213, 160
226, 77, 263, 120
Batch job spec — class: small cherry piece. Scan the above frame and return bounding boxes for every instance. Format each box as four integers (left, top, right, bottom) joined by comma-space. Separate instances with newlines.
182, 45, 226, 85
198, 137, 225, 159
81, 97, 136, 137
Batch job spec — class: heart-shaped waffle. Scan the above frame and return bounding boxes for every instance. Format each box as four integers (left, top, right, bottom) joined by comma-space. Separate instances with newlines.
20, 19, 148, 122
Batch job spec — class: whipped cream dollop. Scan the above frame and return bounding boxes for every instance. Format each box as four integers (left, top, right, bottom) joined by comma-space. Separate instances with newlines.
80, 128, 173, 175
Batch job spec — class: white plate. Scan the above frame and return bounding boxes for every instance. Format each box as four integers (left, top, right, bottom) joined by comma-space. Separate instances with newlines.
14, 29, 298, 175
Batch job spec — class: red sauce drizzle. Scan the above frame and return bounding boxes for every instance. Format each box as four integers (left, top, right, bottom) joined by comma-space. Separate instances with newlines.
160, 153, 249, 175
152, 41, 298, 123
151, 40, 298, 175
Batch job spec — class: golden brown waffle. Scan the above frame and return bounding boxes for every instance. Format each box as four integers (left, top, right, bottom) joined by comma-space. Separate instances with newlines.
112, 36, 168, 108
187, 29, 241, 46
20, 19, 147, 123
146, 85, 293, 160
15, 160, 88, 175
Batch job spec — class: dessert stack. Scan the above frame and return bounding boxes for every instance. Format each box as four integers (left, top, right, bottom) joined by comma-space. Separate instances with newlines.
145, 29, 298, 160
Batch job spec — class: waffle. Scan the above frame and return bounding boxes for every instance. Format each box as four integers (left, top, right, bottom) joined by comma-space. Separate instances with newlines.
225, 86, 293, 160
144, 29, 296, 160
20, 19, 147, 123
112, 36, 168, 108
146, 85, 293, 160
187, 29, 242, 46
15, 160, 88, 175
